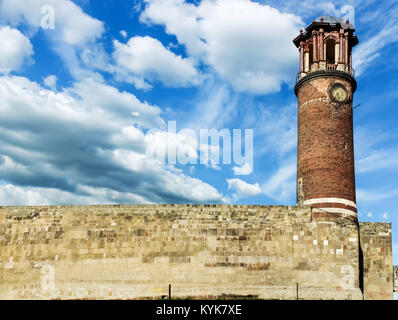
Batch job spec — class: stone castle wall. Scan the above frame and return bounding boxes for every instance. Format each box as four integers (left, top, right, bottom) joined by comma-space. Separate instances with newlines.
359, 223, 393, 300
0, 205, 392, 300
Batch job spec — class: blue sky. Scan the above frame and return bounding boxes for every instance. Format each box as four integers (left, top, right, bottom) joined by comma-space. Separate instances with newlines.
0, 0, 397, 264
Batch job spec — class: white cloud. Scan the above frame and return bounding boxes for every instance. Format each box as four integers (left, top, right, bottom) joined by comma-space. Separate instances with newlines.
43, 75, 57, 90
354, 24, 398, 76
249, 0, 398, 77
354, 126, 398, 195
233, 162, 253, 175
357, 188, 398, 203
350, 0, 398, 76
0, 0, 103, 46
144, 129, 199, 165
68, 77, 165, 129
185, 79, 238, 130
382, 212, 389, 221
141, 0, 205, 57
113, 36, 200, 88
356, 149, 398, 174
262, 161, 296, 202
227, 178, 262, 200
249, 103, 297, 158
0, 75, 223, 205
0, 26, 33, 74
120, 30, 128, 38
141, 0, 303, 94
0, 0, 105, 81
354, 126, 394, 159
367, 212, 373, 217
263, 0, 343, 19
0, 184, 150, 206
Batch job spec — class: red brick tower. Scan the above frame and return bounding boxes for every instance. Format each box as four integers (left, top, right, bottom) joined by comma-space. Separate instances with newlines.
293, 17, 359, 220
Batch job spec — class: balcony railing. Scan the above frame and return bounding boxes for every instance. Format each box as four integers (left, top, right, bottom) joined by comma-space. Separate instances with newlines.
296, 63, 355, 83
326, 64, 337, 71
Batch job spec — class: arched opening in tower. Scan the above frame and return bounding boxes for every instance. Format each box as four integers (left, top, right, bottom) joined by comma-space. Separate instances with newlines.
309, 44, 314, 66
326, 39, 336, 64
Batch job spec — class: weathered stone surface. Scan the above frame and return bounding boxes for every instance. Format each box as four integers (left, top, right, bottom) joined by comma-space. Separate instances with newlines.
0, 204, 391, 300
359, 223, 394, 300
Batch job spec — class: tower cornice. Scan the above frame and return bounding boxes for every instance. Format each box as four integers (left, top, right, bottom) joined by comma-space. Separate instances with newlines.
294, 70, 357, 96
293, 17, 358, 48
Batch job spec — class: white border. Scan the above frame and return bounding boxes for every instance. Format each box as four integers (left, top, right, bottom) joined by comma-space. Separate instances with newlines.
303, 197, 356, 208
312, 207, 357, 218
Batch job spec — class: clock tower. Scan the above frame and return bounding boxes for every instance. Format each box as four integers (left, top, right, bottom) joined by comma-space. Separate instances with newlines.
293, 17, 359, 220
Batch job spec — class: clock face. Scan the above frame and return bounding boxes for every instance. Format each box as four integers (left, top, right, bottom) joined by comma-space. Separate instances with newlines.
330, 83, 348, 103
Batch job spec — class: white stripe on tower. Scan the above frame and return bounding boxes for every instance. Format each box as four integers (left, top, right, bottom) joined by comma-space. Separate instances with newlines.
303, 198, 356, 208
311, 207, 357, 218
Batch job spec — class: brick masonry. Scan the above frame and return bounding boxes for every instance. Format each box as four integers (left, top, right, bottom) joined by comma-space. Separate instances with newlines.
0, 205, 392, 300
297, 76, 357, 219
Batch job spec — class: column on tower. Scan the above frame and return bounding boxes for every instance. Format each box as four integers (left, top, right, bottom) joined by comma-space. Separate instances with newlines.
313, 31, 318, 62
304, 41, 310, 73
299, 42, 304, 75
318, 28, 325, 70
345, 32, 349, 72
339, 29, 344, 63
337, 29, 344, 71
